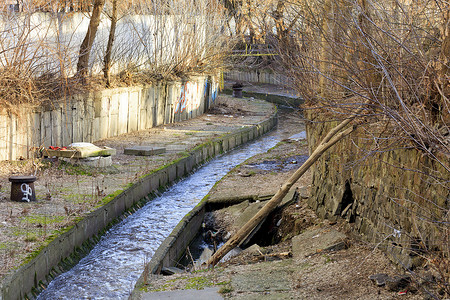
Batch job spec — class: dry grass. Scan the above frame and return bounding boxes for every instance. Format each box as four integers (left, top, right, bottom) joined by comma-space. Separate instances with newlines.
0, 0, 232, 111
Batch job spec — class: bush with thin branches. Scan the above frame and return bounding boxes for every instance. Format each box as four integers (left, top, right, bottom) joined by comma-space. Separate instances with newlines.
268, 0, 449, 296
0, 0, 232, 107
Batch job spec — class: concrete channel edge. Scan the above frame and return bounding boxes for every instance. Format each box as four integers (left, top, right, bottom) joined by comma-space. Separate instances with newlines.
0, 109, 278, 300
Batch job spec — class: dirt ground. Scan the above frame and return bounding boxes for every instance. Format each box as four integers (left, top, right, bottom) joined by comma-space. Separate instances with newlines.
0, 95, 275, 278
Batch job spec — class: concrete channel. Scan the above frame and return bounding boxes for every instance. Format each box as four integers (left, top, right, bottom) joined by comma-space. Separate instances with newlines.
0, 105, 277, 300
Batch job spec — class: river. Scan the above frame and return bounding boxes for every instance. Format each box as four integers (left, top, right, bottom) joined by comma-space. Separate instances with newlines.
37, 119, 293, 299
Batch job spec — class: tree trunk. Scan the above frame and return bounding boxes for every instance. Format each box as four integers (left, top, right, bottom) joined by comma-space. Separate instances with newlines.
273, 1, 286, 43
319, 0, 332, 98
207, 111, 363, 266
103, 0, 117, 87
76, 0, 106, 83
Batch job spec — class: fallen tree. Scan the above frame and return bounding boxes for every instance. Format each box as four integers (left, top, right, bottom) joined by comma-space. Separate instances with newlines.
207, 107, 364, 266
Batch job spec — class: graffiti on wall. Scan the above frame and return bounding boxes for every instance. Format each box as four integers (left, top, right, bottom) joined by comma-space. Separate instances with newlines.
175, 81, 202, 114
204, 78, 218, 104
211, 84, 218, 103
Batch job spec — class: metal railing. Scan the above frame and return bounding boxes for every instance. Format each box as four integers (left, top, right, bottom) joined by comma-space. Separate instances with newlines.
231, 44, 278, 57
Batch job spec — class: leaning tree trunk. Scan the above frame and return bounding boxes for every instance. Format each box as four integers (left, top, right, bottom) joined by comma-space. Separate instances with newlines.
103, 0, 117, 87
207, 109, 364, 267
76, 0, 106, 83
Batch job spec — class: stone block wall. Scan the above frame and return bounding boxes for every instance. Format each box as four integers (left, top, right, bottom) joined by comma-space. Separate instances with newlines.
0, 76, 218, 161
305, 110, 449, 269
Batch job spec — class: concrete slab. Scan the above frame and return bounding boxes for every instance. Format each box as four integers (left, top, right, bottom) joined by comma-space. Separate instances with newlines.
124, 146, 166, 156
236, 201, 266, 228
61, 156, 113, 167
141, 287, 223, 300
292, 227, 347, 258
46, 144, 116, 158
233, 292, 293, 300
231, 264, 292, 293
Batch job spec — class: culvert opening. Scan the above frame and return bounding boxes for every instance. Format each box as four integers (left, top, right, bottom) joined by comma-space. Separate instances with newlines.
339, 181, 355, 222
177, 193, 306, 270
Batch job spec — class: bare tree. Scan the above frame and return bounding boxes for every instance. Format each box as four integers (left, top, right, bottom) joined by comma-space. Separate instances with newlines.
76, 0, 106, 82
103, 0, 118, 87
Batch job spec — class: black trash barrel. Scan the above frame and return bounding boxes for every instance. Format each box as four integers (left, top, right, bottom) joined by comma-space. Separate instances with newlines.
232, 87, 243, 98
9, 175, 37, 202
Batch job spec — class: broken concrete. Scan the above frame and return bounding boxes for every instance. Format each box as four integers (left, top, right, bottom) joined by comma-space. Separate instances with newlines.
141, 287, 223, 300
292, 227, 347, 258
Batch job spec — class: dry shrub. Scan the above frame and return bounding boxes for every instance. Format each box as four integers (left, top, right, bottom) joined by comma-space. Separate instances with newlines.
0, 0, 232, 110
269, 0, 449, 156
245, 1, 449, 297
0, 67, 42, 110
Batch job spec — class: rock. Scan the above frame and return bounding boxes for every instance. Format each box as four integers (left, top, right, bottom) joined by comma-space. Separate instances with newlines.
369, 273, 390, 287
278, 189, 299, 209
235, 201, 266, 228
292, 228, 347, 258
288, 131, 307, 141
161, 267, 184, 276
218, 200, 250, 217
298, 186, 310, 199
386, 275, 411, 292
242, 244, 267, 256
198, 247, 214, 264
61, 156, 113, 167
221, 247, 243, 262
193, 247, 214, 269
419, 273, 436, 286
239, 173, 251, 177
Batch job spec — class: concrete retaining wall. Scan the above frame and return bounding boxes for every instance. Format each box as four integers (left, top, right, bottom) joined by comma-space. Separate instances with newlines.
148, 200, 207, 275
224, 69, 289, 85
0, 107, 277, 300
0, 76, 218, 161
130, 112, 279, 296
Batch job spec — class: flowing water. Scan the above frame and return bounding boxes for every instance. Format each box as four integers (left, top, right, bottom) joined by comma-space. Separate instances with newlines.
38, 131, 287, 299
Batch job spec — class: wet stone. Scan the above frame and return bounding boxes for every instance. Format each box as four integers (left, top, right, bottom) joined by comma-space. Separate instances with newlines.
386, 275, 411, 292
369, 273, 390, 287
161, 267, 184, 276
